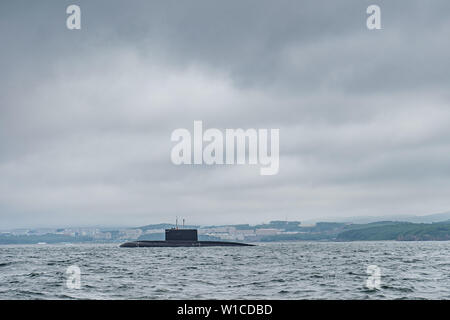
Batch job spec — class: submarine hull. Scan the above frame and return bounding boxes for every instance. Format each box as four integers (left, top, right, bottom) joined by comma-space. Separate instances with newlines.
120, 240, 254, 247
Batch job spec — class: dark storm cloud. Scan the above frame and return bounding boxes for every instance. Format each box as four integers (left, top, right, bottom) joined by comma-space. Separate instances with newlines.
1, 0, 450, 228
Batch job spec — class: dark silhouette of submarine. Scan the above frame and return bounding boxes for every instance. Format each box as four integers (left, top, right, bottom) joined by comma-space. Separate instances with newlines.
120, 228, 254, 247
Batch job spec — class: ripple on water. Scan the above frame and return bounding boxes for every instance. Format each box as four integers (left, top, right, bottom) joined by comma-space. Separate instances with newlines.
0, 242, 449, 299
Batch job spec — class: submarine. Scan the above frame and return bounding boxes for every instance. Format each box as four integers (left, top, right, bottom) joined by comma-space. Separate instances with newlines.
120, 228, 254, 247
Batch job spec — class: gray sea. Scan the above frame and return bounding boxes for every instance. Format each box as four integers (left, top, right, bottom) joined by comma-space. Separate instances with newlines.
0, 241, 449, 299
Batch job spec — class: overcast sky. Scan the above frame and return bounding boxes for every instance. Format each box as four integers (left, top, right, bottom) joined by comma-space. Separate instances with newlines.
1, 0, 450, 229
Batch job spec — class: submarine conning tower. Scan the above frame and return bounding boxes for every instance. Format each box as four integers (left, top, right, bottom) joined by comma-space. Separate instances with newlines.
165, 228, 198, 241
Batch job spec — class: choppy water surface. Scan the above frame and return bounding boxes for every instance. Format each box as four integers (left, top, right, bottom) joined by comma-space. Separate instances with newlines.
1, 241, 449, 299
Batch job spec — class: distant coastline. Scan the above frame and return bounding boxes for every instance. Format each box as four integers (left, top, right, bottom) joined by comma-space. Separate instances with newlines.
1, 217, 450, 244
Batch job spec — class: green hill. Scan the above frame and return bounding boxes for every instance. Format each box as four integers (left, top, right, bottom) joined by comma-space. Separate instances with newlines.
337, 222, 450, 241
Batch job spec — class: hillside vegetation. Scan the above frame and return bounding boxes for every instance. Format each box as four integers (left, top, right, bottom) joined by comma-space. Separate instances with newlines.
336, 222, 450, 241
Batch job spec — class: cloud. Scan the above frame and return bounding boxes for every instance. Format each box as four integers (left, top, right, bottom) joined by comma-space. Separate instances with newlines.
1, 0, 450, 228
